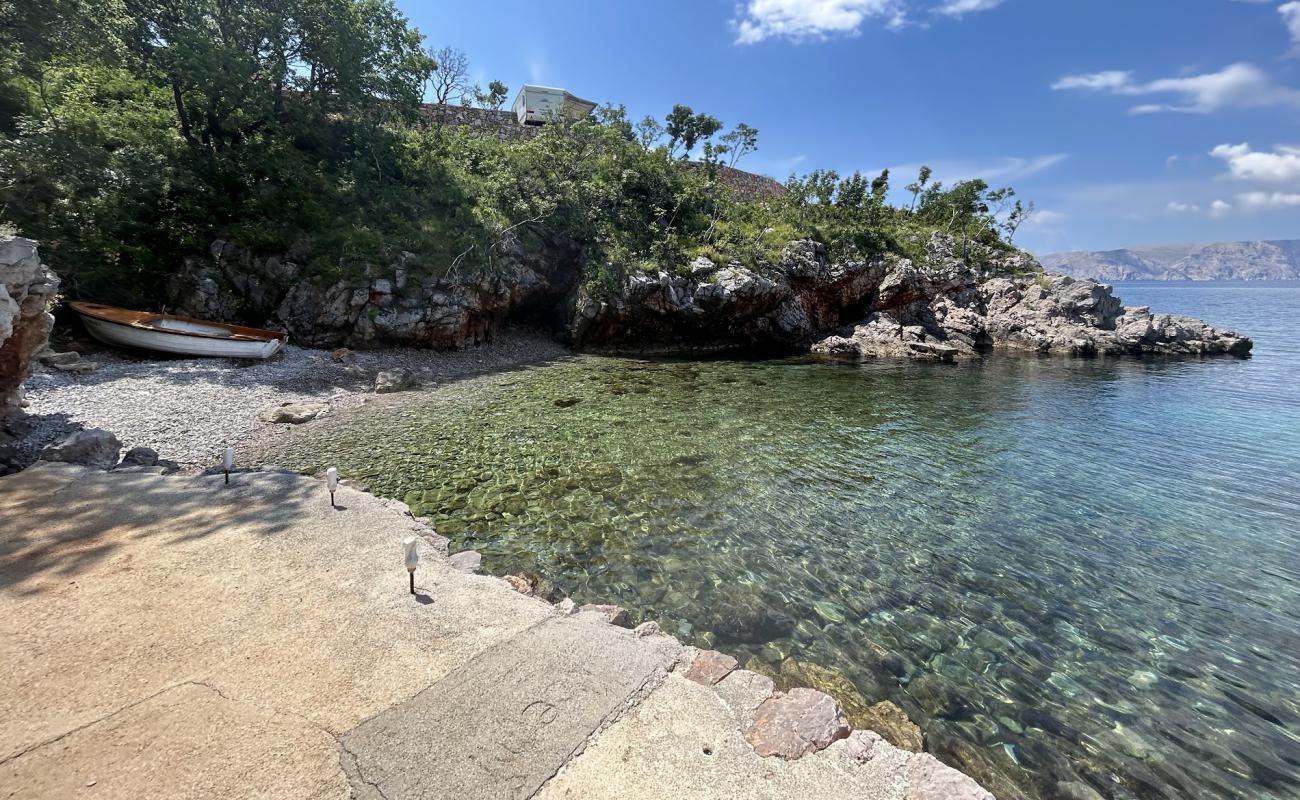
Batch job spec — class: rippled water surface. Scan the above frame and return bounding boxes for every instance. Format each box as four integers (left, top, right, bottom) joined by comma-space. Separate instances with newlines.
260, 281, 1300, 800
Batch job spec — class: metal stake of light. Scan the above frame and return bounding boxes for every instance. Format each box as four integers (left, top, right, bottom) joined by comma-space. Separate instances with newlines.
403, 537, 419, 595
326, 467, 339, 507
223, 447, 234, 485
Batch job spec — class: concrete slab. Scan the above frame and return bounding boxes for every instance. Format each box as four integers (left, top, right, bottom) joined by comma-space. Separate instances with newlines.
1, 683, 348, 799
0, 463, 556, 786
340, 617, 679, 800
536, 673, 916, 800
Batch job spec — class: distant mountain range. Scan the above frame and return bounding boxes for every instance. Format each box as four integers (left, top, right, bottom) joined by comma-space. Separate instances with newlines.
1039, 239, 1300, 281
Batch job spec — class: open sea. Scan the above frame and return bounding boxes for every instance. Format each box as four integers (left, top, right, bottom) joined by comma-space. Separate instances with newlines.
260, 280, 1300, 800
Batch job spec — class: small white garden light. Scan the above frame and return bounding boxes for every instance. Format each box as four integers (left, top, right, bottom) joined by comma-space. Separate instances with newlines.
223, 447, 234, 484
326, 467, 339, 507
403, 536, 419, 595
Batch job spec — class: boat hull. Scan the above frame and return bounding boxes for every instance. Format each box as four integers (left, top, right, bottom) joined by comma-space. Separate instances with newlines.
74, 306, 286, 359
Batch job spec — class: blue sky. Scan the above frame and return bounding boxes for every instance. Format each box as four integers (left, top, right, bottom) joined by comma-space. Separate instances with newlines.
401, 1, 1300, 255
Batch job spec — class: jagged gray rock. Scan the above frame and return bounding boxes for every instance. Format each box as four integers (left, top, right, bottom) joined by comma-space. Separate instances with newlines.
39, 428, 122, 469
811, 234, 1251, 360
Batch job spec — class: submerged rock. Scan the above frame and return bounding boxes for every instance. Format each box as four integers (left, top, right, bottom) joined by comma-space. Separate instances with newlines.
374, 368, 417, 394
859, 700, 924, 753
447, 550, 482, 574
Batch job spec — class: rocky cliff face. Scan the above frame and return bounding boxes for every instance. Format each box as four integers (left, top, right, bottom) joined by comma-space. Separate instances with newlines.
168, 232, 1250, 360
1, 236, 59, 417
565, 240, 888, 352
573, 234, 1252, 360
169, 235, 581, 349
1, 236, 60, 475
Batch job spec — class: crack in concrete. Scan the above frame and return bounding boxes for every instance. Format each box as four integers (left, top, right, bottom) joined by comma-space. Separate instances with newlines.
526, 656, 678, 799
0, 680, 196, 768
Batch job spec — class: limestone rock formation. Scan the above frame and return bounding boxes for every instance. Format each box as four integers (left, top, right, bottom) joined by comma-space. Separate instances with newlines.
1, 236, 60, 475
166, 231, 1250, 359
566, 240, 886, 352
1, 236, 59, 418
169, 235, 578, 349
809, 235, 1251, 360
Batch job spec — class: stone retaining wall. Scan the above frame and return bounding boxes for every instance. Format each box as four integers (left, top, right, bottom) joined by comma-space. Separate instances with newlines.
419, 104, 542, 142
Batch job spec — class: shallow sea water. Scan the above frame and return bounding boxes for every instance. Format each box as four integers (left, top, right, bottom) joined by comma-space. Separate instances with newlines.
259, 281, 1300, 800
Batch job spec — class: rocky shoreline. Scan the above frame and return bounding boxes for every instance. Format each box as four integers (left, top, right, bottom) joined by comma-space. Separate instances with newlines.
164, 232, 1253, 362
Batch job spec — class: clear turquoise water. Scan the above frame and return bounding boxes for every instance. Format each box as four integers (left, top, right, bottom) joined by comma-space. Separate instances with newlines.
260, 281, 1300, 800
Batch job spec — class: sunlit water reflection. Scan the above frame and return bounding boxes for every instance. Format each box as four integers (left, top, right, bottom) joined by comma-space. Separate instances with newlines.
258, 281, 1300, 800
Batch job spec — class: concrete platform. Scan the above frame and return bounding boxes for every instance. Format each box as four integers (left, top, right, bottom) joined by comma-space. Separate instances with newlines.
0, 463, 989, 799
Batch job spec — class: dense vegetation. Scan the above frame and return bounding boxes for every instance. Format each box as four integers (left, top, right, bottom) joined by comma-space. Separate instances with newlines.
0, 0, 1035, 307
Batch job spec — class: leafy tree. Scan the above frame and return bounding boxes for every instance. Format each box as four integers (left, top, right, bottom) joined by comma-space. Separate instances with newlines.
905, 165, 932, 212
473, 79, 508, 110
720, 122, 758, 168
634, 115, 663, 151
664, 104, 721, 159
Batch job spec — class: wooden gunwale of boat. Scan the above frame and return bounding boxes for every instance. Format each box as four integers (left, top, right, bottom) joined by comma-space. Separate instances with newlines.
68, 302, 287, 343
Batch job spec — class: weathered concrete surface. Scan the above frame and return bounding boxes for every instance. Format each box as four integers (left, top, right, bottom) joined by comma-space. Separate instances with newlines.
537, 674, 962, 800
341, 618, 680, 799
0, 463, 555, 796
0, 463, 991, 799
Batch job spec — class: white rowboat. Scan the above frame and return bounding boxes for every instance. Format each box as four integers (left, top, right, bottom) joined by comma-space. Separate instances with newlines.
70, 302, 288, 359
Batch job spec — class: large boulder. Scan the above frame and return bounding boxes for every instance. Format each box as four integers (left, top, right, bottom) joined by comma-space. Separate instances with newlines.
1, 236, 59, 419
39, 428, 122, 469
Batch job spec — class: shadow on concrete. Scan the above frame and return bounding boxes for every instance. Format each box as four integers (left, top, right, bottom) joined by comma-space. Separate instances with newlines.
0, 469, 309, 596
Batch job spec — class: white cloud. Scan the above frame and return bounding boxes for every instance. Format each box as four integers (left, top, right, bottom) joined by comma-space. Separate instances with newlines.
732, 0, 1003, 43
1237, 191, 1300, 209
1051, 63, 1300, 113
936, 0, 1004, 17
1051, 71, 1132, 91
1281, 2, 1300, 53
1025, 209, 1067, 227
733, 0, 905, 43
1210, 142, 1300, 182
1166, 201, 1200, 213
1209, 199, 1233, 218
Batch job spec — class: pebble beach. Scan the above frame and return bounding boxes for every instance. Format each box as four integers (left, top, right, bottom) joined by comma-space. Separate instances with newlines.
17, 329, 568, 469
